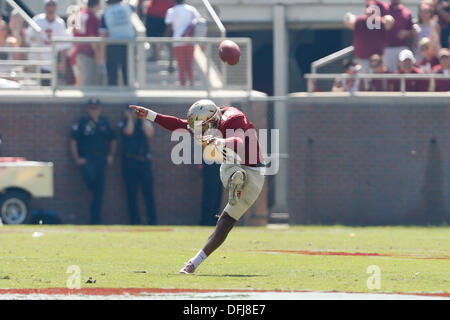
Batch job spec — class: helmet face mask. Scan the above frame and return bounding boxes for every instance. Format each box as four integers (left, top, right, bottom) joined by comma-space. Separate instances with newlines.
187, 100, 221, 134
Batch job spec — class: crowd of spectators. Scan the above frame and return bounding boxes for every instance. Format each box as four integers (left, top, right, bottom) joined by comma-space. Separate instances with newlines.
0, 0, 446, 91
342, 0, 450, 92
0, 0, 205, 88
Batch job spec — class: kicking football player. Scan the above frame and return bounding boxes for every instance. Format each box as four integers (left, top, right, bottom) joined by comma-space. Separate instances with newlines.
129, 100, 265, 274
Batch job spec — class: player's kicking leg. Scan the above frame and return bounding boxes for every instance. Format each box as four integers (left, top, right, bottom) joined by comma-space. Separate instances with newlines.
179, 211, 237, 274
180, 166, 263, 274
228, 170, 246, 205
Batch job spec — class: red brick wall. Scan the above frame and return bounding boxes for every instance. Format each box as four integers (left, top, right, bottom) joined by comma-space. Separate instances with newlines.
0, 100, 268, 225
288, 97, 450, 225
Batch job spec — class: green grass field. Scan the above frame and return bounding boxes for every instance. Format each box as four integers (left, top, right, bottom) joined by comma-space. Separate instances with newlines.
0, 225, 449, 295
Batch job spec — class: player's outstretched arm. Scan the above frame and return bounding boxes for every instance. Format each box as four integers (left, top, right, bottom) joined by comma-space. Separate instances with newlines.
129, 105, 188, 131
129, 105, 156, 121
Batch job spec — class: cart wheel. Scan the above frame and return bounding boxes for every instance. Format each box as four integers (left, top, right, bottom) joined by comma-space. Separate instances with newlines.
0, 191, 31, 224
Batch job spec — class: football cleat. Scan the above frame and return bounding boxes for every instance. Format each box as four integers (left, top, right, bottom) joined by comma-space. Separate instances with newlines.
228, 170, 246, 205
179, 261, 196, 274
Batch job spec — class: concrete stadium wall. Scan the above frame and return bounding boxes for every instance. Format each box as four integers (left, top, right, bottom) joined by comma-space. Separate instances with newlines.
3, 91, 449, 226
287, 93, 450, 225
0, 91, 268, 225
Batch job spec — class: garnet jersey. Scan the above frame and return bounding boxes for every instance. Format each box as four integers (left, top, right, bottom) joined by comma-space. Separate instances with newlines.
154, 106, 263, 166
73, 9, 101, 58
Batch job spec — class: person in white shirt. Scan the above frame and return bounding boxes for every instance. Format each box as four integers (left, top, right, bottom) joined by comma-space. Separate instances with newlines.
26, 0, 71, 86
164, 0, 201, 86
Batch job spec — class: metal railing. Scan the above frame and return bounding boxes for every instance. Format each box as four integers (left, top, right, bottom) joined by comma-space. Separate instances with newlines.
130, 10, 147, 86
310, 46, 355, 92
0, 0, 236, 93
5, 0, 41, 32
311, 46, 354, 74
0, 0, 53, 88
0, 46, 52, 88
201, 0, 226, 38
49, 36, 252, 95
200, 0, 227, 85
305, 73, 450, 93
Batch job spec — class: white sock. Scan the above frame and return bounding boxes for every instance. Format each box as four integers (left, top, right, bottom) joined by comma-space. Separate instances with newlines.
190, 250, 208, 268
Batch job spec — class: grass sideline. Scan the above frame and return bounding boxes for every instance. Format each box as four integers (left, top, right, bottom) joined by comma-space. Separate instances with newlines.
0, 225, 448, 295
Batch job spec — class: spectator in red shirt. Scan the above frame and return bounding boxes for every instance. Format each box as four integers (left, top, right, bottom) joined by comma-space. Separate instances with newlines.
417, 37, 440, 73
392, 49, 430, 91
366, 0, 390, 15
73, 0, 103, 86
383, 0, 415, 73
145, 0, 174, 61
432, 48, 450, 91
164, 0, 201, 87
344, 7, 394, 74
368, 54, 394, 91
66, 4, 82, 86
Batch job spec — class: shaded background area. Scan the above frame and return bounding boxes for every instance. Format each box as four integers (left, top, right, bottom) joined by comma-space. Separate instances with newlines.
0, 99, 268, 225
287, 96, 450, 225
228, 29, 351, 95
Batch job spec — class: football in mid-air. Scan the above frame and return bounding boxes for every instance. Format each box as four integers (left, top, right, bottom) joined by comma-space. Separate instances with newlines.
218, 40, 240, 65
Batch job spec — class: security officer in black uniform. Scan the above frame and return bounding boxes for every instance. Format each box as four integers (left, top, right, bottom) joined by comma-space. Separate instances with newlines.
118, 105, 157, 225
70, 98, 117, 224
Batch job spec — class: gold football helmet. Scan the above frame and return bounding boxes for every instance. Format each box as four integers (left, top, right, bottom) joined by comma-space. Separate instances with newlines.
187, 99, 221, 133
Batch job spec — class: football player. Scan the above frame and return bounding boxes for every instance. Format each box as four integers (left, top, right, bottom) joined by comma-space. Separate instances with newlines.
129, 99, 265, 274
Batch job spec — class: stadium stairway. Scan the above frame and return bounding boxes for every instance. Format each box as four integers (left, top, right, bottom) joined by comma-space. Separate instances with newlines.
144, 44, 208, 90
